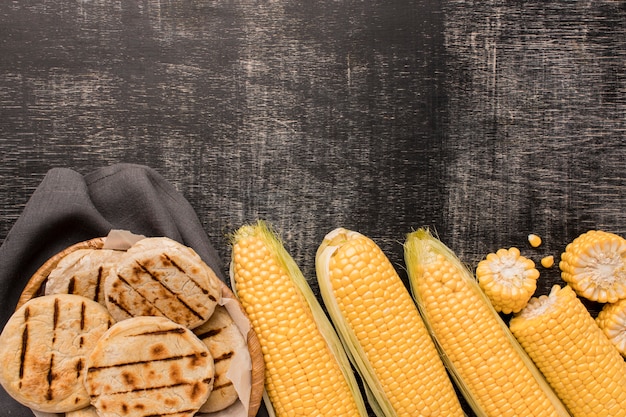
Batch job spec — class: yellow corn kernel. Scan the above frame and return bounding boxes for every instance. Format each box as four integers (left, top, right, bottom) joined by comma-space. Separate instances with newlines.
559, 230, 626, 303
405, 228, 570, 417
596, 298, 626, 357
541, 255, 555, 268
230, 221, 367, 417
528, 234, 543, 248
510, 285, 626, 417
316, 228, 464, 417
476, 247, 539, 314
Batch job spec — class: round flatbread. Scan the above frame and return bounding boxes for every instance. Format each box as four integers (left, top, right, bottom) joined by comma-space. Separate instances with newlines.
85, 316, 215, 417
104, 238, 222, 329
194, 306, 250, 413
0, 294, 113, 413
45, 248, 124, 305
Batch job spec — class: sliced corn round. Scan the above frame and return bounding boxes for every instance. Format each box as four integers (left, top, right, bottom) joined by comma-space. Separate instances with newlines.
476, 247, 539, 314
559, 230, 626, 303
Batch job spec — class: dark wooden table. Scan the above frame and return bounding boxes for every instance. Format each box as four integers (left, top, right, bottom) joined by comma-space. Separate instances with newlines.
1, 1, 625, 416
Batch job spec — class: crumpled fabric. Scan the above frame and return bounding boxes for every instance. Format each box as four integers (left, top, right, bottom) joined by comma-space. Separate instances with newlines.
0, 163, 267, 417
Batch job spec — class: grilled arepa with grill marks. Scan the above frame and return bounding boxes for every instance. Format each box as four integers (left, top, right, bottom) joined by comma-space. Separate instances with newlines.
0, 294, 113, 413
85, 316, 215, 417
45, 248, 124, 305
195, 305, 250, 413
104, 239, 222, 329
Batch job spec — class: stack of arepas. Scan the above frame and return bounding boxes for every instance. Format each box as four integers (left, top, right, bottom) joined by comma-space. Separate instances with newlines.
0, 235, 254, 417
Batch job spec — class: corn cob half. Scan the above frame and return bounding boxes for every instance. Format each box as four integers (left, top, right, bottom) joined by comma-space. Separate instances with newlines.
404, 228, 571, 417
230, 221, 368, 417
596, 297, 626, 356
315, 228, 464, 417
510, 285, 626, 417
475, 247, 539, 314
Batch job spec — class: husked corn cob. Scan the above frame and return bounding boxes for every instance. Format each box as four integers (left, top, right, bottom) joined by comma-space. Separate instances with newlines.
595, 297, 626, 357
510, 285, 626, 417
404, 229, 570, 417
230, 221, 367, 417
316, 228, 464, 417
559, 230, 626, 303
475, 247, 539, 314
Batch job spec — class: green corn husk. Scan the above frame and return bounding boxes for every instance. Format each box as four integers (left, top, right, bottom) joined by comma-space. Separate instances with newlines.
404, 228, 571, 417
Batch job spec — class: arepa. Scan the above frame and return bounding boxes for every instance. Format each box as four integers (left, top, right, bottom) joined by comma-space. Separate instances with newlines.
44, 248, 124, 305
194, 305, 250, 413
85, 316, 215, 417
104, 238, 222, 329
0, 294, 113, 413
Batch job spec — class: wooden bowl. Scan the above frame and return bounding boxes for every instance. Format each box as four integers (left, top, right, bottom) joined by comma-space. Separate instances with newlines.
17, 238, 265, 417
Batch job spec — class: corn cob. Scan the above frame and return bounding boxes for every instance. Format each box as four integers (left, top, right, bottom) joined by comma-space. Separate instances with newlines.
230, 221, 368, 417
559, 230, 626, 303
316, 228, 464, 417
595, 297, 626, 357
404, 228, 570, 417
510, 284, 626, 417
475, 247, 539, 314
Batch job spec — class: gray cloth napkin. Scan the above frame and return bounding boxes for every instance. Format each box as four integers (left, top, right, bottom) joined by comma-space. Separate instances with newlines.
0, 163, 267, 416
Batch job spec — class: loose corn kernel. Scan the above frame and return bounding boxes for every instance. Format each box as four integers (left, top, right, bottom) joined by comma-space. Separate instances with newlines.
230, 221, 367, 417
541, 255, 555, 268
596, 297, 626, 357
510, 285, 626, 417
528, 234, 543, 248
405, 229, 570, 417
476, 247, 539, 314
559, 230, 626, 303
316, 228, 464, 417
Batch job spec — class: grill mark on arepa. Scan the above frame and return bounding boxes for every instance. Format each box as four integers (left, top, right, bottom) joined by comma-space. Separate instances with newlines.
142, 409, 198, 417
107, 295, 134, 318
135, 259, 206, 321
19, 326, 28, 381
162, 253, 212, 297
90, 379, 211, 397
132, 327, 186, 337
110, 274, 168, 318
213, 351, 234, 363
53, 298, 59, 328
195, 326, 224, 340
87, 351, 209, 373
213, 380, 234, 391
95, 266, 104, 302
68, 276, 76, 294
46, 354, 55, 400
80, 301, 86, 330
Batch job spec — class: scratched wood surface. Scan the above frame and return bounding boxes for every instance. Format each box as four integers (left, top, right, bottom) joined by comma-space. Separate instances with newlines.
1, 1, 625, 416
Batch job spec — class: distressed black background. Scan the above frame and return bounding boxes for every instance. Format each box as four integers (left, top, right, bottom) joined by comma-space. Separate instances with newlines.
1, 1, 625, 416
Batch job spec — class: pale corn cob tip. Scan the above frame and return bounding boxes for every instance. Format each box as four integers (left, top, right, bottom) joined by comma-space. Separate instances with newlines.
317, 228, 464, 417
510, 284, 626, 417
405, 228, 570, 417
596, 298, 626, 357
559, 230, 626, 303
230, 221, 367, 417
476, 247, 539, 314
